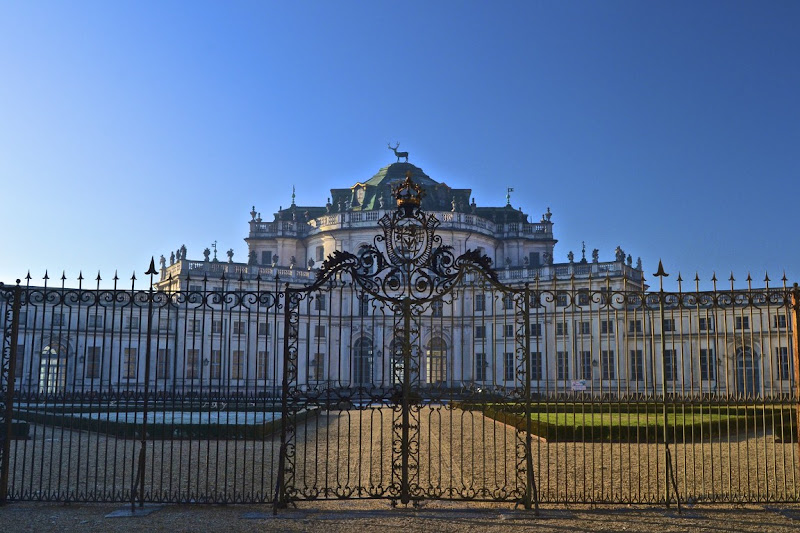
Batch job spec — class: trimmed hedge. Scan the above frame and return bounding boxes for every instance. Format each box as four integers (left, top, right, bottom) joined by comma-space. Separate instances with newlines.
475, 404, 797, 443
1, 421, 30, 440
13, 408, 316, 440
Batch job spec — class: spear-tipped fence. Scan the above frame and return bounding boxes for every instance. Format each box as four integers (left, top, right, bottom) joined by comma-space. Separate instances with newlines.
0, 264, 798, 506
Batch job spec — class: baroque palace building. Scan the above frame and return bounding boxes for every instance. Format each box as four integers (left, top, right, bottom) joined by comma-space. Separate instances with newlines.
3, 156, 795, 398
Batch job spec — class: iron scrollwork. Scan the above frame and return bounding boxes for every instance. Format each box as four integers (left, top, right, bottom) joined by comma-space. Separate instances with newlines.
313, 172, 498, 301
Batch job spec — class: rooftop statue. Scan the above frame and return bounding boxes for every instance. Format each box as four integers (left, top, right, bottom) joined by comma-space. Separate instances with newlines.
388, 142, 409, 163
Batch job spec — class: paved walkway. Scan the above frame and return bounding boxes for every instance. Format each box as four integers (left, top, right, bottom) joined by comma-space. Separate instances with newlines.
1, 500, 800, 533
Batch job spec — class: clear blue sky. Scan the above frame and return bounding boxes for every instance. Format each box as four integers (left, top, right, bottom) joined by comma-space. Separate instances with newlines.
1, 1, 798, 290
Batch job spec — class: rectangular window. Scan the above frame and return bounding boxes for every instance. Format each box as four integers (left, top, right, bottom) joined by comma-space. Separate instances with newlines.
261, 250, 272, 265
123, 347, 137, 379
186, 349, 200, 379
530, 323, 542, 337
504, 352, 515, 381
258, 321, 270, 336
88, 314, 104, 329
530, 352, 543, 380
577, 292, 590, 307
126, 316, 140, 330
504, 324, 515, 338
15, 345, 24, 377
211, 349, 222, 379
158, 317, 171, 331
662, 318, 676, 332
309, 354, 324, 381
189, 284, 203, 293
86, 346, 102, 379
475, 325, 486, 339
629, 320, 642, 334
528, 252, 540, 267
314, 325, 326, 338
699, 317, 714, 331
231, 350, 245, 380
580, 351, 592, 380
233, 321, 245, 335
53, 313, 65, 327
735, 316, 749, 330
474, 294, 486, 312
502, 294, 513, 311
358, 295, 370, 317
157, 348, 170, 379
212, 320, 223, 334
431, 300, 443, 317
777, 347, 791, 380
601, 320, 614, 334
601, 350, 615, 380
556, 322, 568, 336
18, 311, 27, 326
189, 319, 201, 333
316, 245, 325, 262
256, 350, 268, 380
556, 292, 568, 307
557, 351, 569, 380
664, 349, 677, 382
629, 350, 644, 382
475, 353, 487, 381
314, 294, 327, 311
700, 348, 715, 381
579, 321, 591, 335
774, 315, 788, 329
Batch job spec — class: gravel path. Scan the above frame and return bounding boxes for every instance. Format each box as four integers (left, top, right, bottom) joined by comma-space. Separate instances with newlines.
2, 501, 800, 533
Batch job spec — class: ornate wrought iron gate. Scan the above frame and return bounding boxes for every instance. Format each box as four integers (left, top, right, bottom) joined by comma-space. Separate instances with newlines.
274, 174, 536, 510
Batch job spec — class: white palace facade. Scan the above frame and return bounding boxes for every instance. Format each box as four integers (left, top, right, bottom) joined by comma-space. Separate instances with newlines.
3, 159, 796, 399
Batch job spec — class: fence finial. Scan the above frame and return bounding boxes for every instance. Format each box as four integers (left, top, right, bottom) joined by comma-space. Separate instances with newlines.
145, 257, 158, 276
653, 260, 668, 278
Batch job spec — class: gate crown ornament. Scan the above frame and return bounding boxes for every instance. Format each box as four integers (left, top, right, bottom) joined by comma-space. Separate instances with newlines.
393, 171, 425, 215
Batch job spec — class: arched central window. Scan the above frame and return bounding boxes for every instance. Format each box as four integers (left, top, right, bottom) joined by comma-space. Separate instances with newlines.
40, 344, 68, 394
353, 336, 374, 386
736, 347, 760, 396
426, 337, 447, 384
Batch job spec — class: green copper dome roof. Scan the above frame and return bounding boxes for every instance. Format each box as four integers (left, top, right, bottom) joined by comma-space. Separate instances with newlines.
273, 161, 532, 224
364, 163, 436, 188
326, 162, 471, 212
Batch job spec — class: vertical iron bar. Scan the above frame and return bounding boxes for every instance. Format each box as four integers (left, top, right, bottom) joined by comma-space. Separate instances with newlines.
400, 297, 411, 505
0, 283, 21, 505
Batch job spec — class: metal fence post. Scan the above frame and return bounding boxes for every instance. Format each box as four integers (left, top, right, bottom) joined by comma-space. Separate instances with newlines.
791, 284, 800, 466
273, 286, 293, 514
400, 297, 412, 505
654, 261, 680, 511
130, 260, 157, 509
522, 284, 539, 513
0, 283, 21, 505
